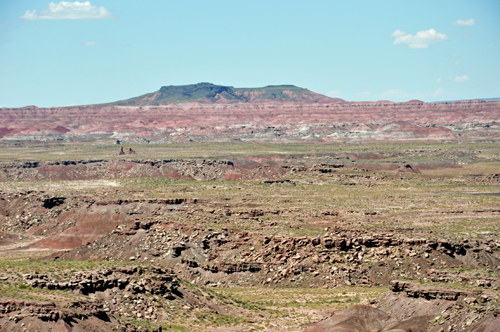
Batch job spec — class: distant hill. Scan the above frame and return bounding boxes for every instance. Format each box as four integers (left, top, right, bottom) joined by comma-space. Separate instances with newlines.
96, 83, 343, 106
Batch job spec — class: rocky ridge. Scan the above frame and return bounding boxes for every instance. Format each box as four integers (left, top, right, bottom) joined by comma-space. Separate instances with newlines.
55, 219, 500, 290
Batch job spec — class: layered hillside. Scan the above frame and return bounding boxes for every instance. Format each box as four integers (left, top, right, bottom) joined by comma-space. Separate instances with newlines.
1, 100, 499, 144
0, 84, 499, 144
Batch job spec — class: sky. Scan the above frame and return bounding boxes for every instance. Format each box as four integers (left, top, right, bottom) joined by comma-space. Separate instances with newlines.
0, 0, 499, 107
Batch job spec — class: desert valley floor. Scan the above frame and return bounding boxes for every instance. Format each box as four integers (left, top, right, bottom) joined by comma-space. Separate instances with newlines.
0, 141, 499, 331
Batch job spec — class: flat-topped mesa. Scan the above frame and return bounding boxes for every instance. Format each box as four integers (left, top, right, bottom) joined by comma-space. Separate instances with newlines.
97, 82, 343, 106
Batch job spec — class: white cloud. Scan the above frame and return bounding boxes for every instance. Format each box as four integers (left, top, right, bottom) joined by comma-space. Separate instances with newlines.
326, 90, 341, 98
391, 30, 407, 37
20, 1, 115, 20
0, 24, 5, 28
85, 41, 96, 46
408, 43, 429, 49
454, 61, 459, 66
392, 28, 448, 49
436, 78, 442, 84
452, 19, 475, 26
454, 75, 469, 83
433, 88, 445, 97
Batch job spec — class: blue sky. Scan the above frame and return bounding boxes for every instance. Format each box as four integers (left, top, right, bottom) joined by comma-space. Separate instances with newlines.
0, 0, 499, 107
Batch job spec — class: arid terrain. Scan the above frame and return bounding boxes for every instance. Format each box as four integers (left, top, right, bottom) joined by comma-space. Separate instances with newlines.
0, 140, 499, 331
0, 85, 499, 331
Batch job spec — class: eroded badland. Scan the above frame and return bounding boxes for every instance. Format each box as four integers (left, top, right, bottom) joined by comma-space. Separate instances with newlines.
0, 86, 500, 332
1, 141, 499, 332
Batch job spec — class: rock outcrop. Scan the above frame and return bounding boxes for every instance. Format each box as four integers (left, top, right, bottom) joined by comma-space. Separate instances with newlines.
0, 299, 119, 332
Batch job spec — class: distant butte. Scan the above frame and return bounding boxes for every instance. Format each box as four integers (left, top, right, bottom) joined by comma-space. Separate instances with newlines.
95, 82, 343, 106
0, 83, 499, 144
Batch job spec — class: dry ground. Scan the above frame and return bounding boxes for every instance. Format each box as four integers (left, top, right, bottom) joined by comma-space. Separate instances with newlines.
0, 141, 499, 331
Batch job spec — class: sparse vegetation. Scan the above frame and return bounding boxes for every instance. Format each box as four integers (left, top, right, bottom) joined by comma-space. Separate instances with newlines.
0, 141, 499, 331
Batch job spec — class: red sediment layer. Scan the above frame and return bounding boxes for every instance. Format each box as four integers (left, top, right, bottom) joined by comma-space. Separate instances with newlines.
0, 100, 498, 141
